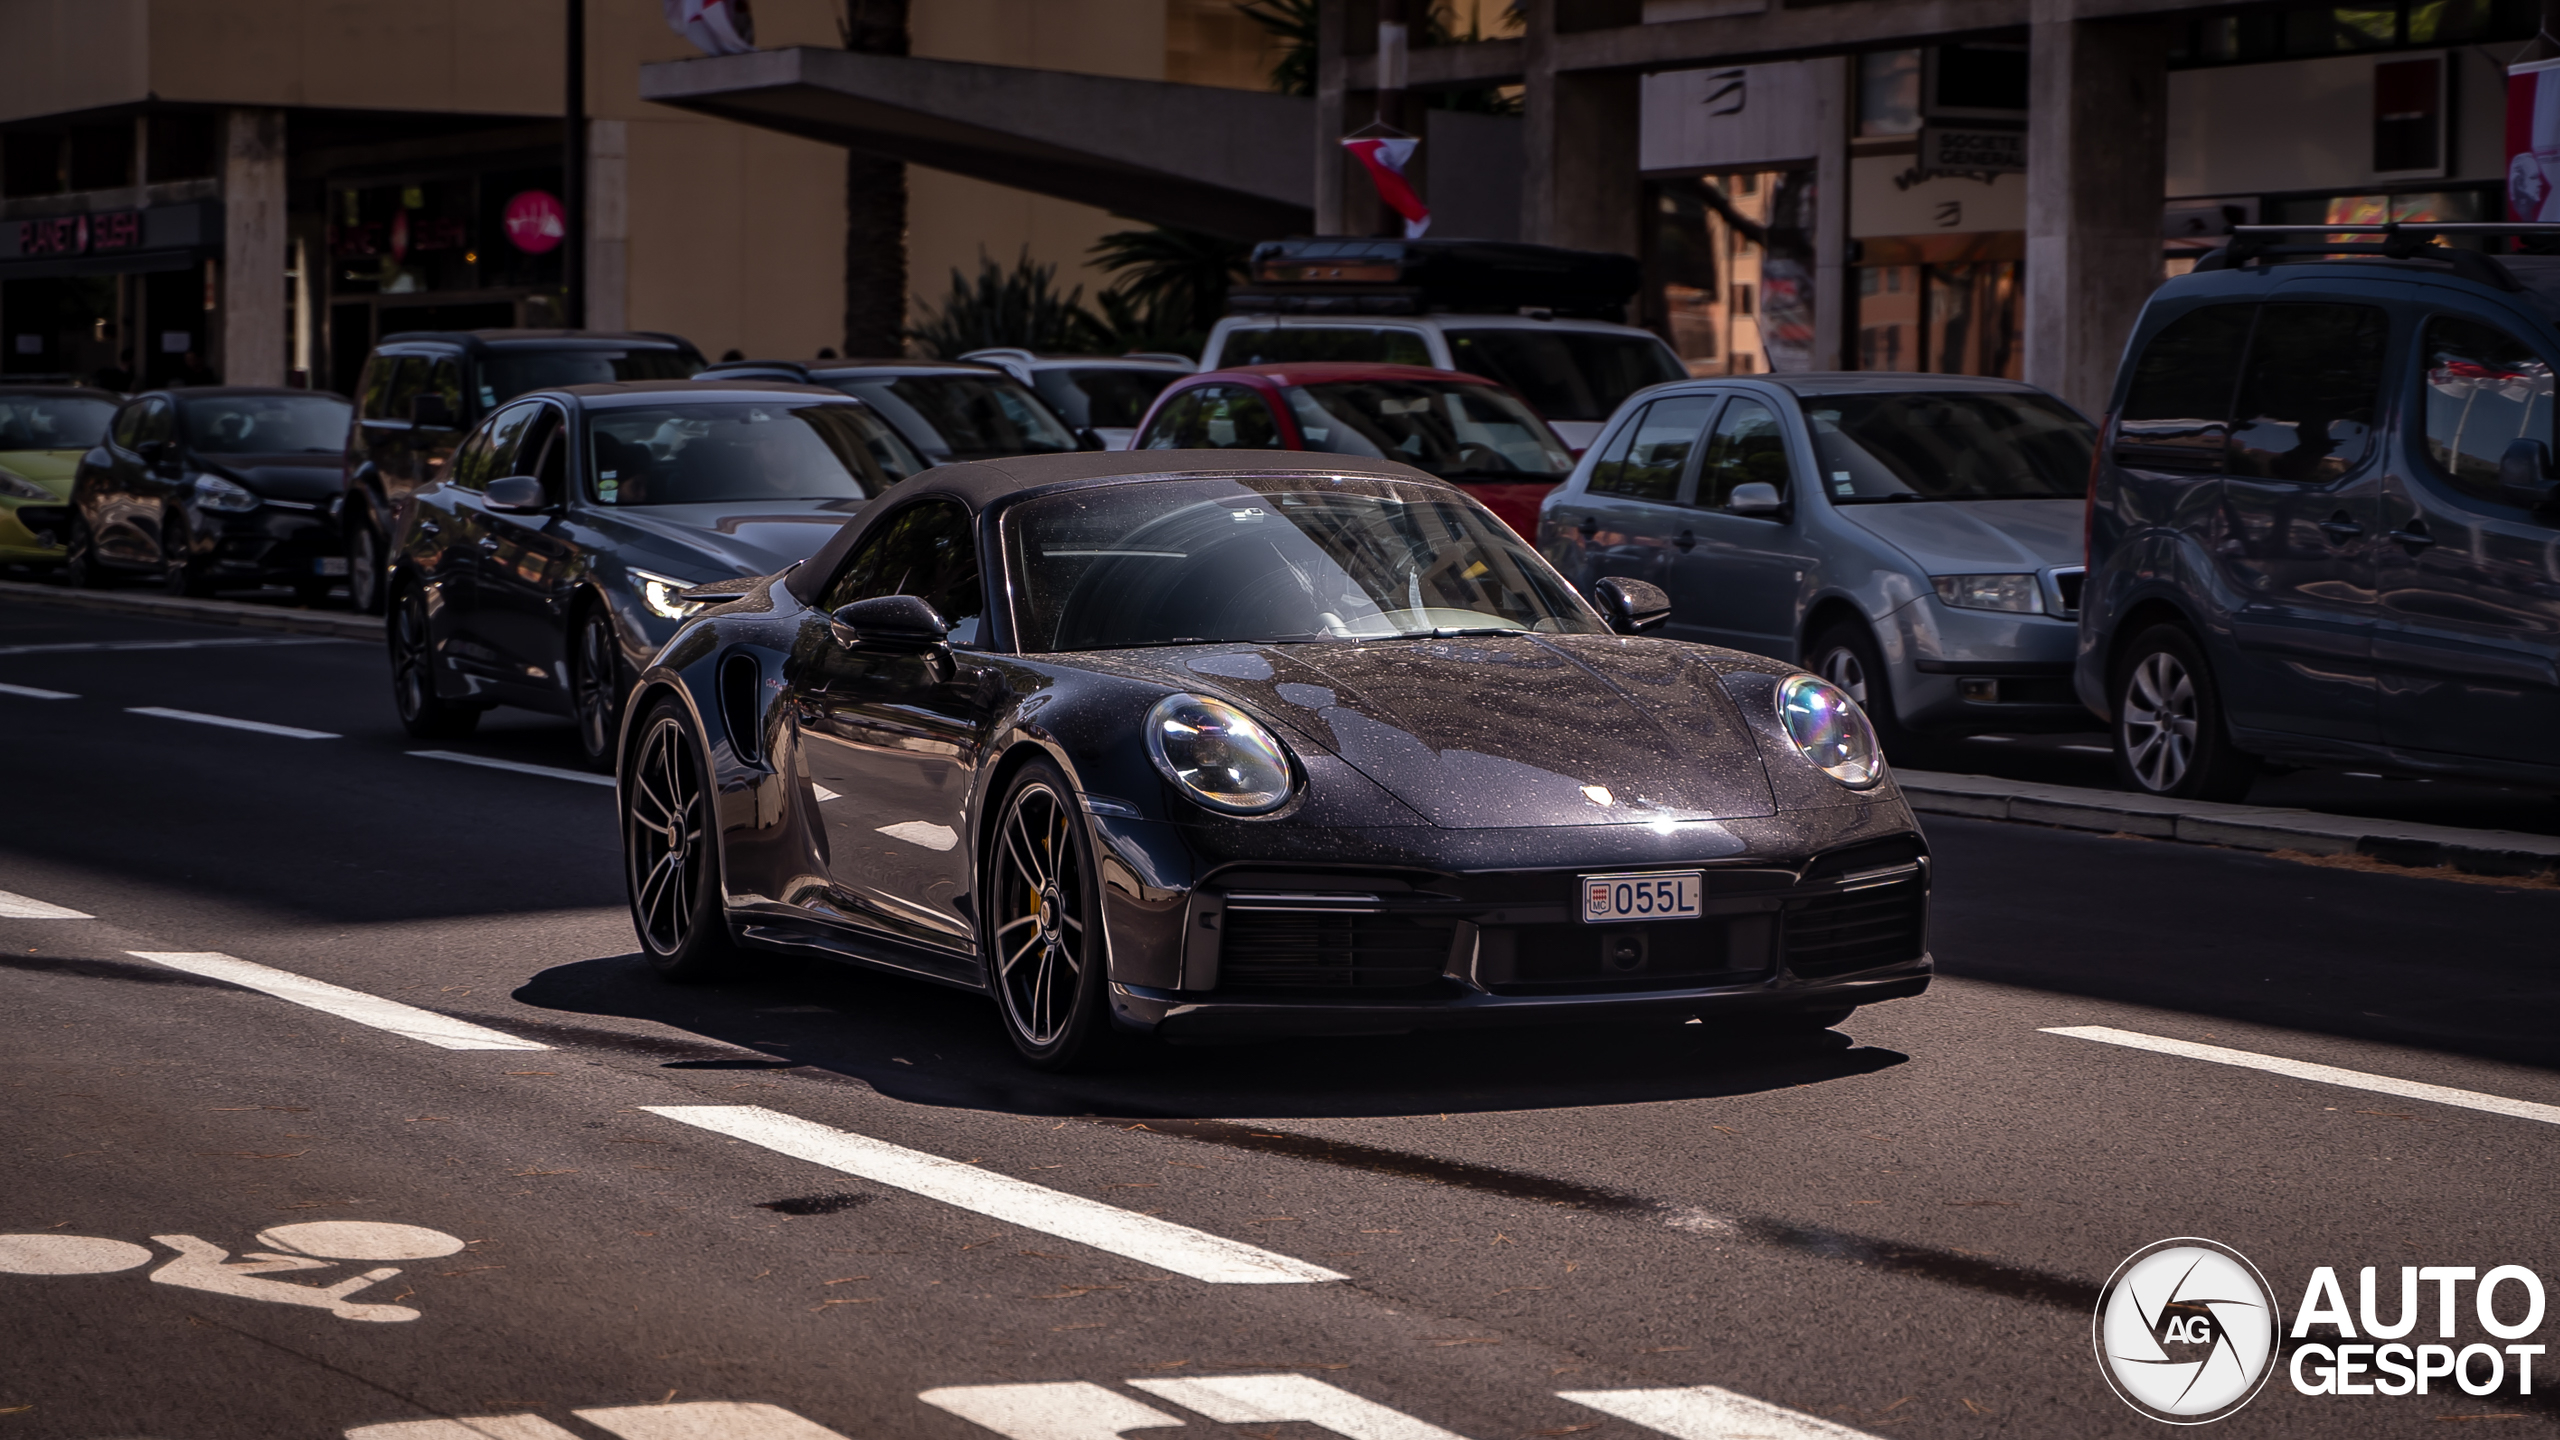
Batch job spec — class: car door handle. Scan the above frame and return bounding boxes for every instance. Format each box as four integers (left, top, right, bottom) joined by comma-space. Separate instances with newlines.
476, 536, 500, 552
2387, 523, 2434, 548
1674, 529, 1697, 552
1577, 515, 1597, 539
2318, 514, 2363, 541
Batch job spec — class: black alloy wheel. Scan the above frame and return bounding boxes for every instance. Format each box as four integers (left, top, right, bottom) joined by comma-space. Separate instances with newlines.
161, 519, 214, 598
625, 697, 745, 981
571, 607, 623, 772
63, 518, 112, 590
388, 584, 482, 739
986, 760, 1121, 1071
2112, 624, 2256, 802
346, 512, 386, 615
1807, 618, 1930, 765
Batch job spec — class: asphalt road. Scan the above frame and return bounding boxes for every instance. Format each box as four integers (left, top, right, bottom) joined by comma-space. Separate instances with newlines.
4, 598, 2558, 1440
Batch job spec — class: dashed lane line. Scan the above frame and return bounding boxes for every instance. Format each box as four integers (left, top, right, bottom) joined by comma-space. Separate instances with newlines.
644, 1104, 1346, 1286
127, 706, 339, 739
0, 888, 92, 919
128, 951, 549, 1052
0, 636, 347, 656
1132, 1375, 1468, 1438
1559, 1386, 1884, 1439
349, 1404, 847, 1440
2044, 1025, 2560, 1126
0, 682, 75, 699
410, 750, 617, 787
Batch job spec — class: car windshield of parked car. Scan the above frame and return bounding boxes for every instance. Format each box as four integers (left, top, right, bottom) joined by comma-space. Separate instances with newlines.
1007, 475, 1603, 652
1444, 329, 1687, 423
1805, 391, 2094, 502
1283, 380, 1574, 481
478, 348, 699, 408
835, 374, 1077, 459
179, 394, 354, 454
1031, 368, 1180, 430
585, 401, 910, 506
0, 394, 117, 450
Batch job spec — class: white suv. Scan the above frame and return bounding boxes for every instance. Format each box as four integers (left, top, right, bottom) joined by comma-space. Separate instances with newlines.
1199, 313, 1685, 451
958, 349, 1193, 450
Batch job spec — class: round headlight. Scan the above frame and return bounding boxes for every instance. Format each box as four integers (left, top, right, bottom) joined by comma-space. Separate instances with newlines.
1777, 674, 1883, 789
1145, 693, 1295, 815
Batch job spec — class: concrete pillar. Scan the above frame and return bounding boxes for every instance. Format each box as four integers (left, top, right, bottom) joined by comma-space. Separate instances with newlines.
1520, 0, 1641, 255
218, 108, 287, 387
1315, 0, 1348, 235
587, 119, 629, 333
1812, 56, 1850, 371
2024, 13, 2167, 415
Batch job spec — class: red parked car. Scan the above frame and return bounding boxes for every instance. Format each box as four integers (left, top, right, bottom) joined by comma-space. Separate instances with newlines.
1129, 362, 1575, 538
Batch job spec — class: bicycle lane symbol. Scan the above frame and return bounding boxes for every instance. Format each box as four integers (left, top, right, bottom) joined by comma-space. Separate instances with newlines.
0, 1221, 469, 1322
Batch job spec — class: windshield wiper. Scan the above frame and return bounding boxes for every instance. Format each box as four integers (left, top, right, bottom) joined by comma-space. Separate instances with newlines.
1428, 626, 1526, 638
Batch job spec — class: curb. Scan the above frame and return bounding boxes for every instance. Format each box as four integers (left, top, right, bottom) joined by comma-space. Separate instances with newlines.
1896, 768, 2560, 878
0, 579, 383, 641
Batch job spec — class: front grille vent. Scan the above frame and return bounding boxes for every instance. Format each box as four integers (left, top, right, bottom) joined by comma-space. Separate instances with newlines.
1783, 873, 1927, 979
1218, 909, 1450, 992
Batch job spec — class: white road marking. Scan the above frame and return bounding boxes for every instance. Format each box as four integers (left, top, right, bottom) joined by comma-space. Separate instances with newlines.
150, 1232, 417, 1322
410, 750, 617, 787
878, 820, 959, 850
1559, 1386, 1883, 1439
127, 706, 338, 739
349, 1418, 584, 1440
576, 1402, 854, 1439
0, 637, 345, 656
0, 887, 92, 918
0, 682, 75, 699
920, 1383, 1184, 1440
128, 951, 549, 1051
258, 1222, 465, 1260
644, 1105, 1344, 1285
812, 784, 842, 801
1131, 1375, 1466, 1440
2044, 1025, 2560, 1126
0, 1235, 154, 1274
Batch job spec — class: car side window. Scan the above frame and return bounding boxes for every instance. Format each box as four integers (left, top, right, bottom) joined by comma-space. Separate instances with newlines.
2115, 303, 2255, 472
2227, 303, 2387, 483
384, 357, 428, 427
1144, 385, 1281, 450
425, 357, 466, 425
110, 401, 146, 449
821, 499, 986, 647
134, 397, 173, 447
1696, 395, 1794, 510
2421, 315, 2556, 505
454, 402, 542, 493
531, 418, 570, 501
1592, 394, 1717, 502
1138, 389, 1205, 449
358, 356, 397, 421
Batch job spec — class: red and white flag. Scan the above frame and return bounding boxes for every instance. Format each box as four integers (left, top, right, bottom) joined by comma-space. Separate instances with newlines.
1343, 136, 1430, 239
663, 0, 756, 56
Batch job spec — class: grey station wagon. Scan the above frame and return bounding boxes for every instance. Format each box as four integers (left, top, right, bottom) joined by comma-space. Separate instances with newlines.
2079, 226, 2560, 800
1538, 375, 2097, 757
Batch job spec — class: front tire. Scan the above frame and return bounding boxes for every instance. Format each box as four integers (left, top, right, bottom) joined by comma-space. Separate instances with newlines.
63, 517, 113, 590
2112, 624, 2256, 801
986, 760, 1122, 1071
346, 508, 387, 616
625, 696, 746, 982
389, 583, 482, 739
161, 519, 214, 598
571, 605, 624, 773
1807, 619, 1930, 765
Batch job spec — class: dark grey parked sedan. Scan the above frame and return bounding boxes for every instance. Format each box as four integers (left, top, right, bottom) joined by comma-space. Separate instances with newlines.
385, 380, 925, 766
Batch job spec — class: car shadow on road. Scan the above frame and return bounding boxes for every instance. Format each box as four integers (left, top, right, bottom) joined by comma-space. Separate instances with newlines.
508, 952, 1909, 1120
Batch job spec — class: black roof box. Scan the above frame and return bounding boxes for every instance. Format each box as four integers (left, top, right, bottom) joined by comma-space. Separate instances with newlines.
1229, 238, 1640, 321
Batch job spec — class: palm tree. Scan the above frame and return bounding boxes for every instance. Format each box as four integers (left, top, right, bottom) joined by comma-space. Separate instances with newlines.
906, 250, 1108, 358
1087, 227, 1251, 355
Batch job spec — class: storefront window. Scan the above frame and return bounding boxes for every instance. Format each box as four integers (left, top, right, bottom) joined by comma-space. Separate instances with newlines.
326, 170, 563, 298
1646, 170, 1815, 377
1849, 237, 2024, 381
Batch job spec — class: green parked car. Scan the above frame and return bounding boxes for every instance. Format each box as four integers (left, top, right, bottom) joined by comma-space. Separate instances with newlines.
0, 387, 121, 567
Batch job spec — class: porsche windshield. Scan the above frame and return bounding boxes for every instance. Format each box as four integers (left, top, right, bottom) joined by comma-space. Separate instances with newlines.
1006, 475, 1602, 652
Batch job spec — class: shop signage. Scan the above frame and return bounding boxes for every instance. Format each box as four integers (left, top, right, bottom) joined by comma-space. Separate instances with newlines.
1639, 61, 1821, 173
504, 191, 567, 254
0, 203, 213, 267
1918, 126, 2025, 177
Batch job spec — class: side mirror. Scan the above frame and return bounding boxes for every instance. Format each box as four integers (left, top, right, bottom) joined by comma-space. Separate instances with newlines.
135, 437, 168, 466
1592, 576, 1672, 635
1727, 481, 1785, 517
2499, 438, 2556, 511
829, 593, 950, 651
1075, 426, 1108, 452
485, 474, 551, 513
410, 393, 457, 429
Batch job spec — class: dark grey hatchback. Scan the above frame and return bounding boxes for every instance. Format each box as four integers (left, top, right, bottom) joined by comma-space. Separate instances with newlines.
2080, 225, 2560, 798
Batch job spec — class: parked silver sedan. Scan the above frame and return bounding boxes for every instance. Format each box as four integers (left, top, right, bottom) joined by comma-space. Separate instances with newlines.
1537, 374, 2094, 757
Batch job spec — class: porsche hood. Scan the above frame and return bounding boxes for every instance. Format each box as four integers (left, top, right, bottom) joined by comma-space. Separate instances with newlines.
1119, 634, 1780, 827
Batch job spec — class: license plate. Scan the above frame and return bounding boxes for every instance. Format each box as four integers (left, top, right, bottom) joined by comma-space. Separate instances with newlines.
314, 557, 350, 576
1580, 870, 1702, 924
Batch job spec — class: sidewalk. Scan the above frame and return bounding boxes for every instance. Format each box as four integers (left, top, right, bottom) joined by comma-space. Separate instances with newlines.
1897, 768, 2560, 879
0, 579, 381, 641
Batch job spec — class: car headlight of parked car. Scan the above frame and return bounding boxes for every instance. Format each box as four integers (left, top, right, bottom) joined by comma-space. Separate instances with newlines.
632, 567, 709, 621
192, 474, 261, 513
1931, 573, 2042, 613
1145, 693, 1295, 815
1777, 674, 1883, 789
0, 467, 49, 501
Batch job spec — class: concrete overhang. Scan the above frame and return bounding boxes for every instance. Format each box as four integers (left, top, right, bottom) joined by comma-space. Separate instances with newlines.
639, 47, 1313, 239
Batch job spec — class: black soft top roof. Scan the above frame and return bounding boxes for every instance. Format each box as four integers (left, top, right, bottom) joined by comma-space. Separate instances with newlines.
783, 450, 1440, 606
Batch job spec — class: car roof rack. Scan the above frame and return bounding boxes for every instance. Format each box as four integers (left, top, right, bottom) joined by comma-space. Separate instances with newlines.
2191, 223, 2560, 292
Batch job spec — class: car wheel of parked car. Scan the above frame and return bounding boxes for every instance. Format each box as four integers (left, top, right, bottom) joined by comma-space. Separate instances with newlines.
63, 519, 112, 590
1808, 620, 1930, 765
2112, 625, 2255, 802
571, 607, 624, 772
388, 585, 483, 739
161, 522, 214, 598
346, 512, 386, 616
986, 759, 1124, 1072
625, 695, 747, 983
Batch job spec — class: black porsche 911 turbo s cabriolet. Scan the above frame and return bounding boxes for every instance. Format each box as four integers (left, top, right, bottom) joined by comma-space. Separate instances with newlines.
617, 451, 1929, 1069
